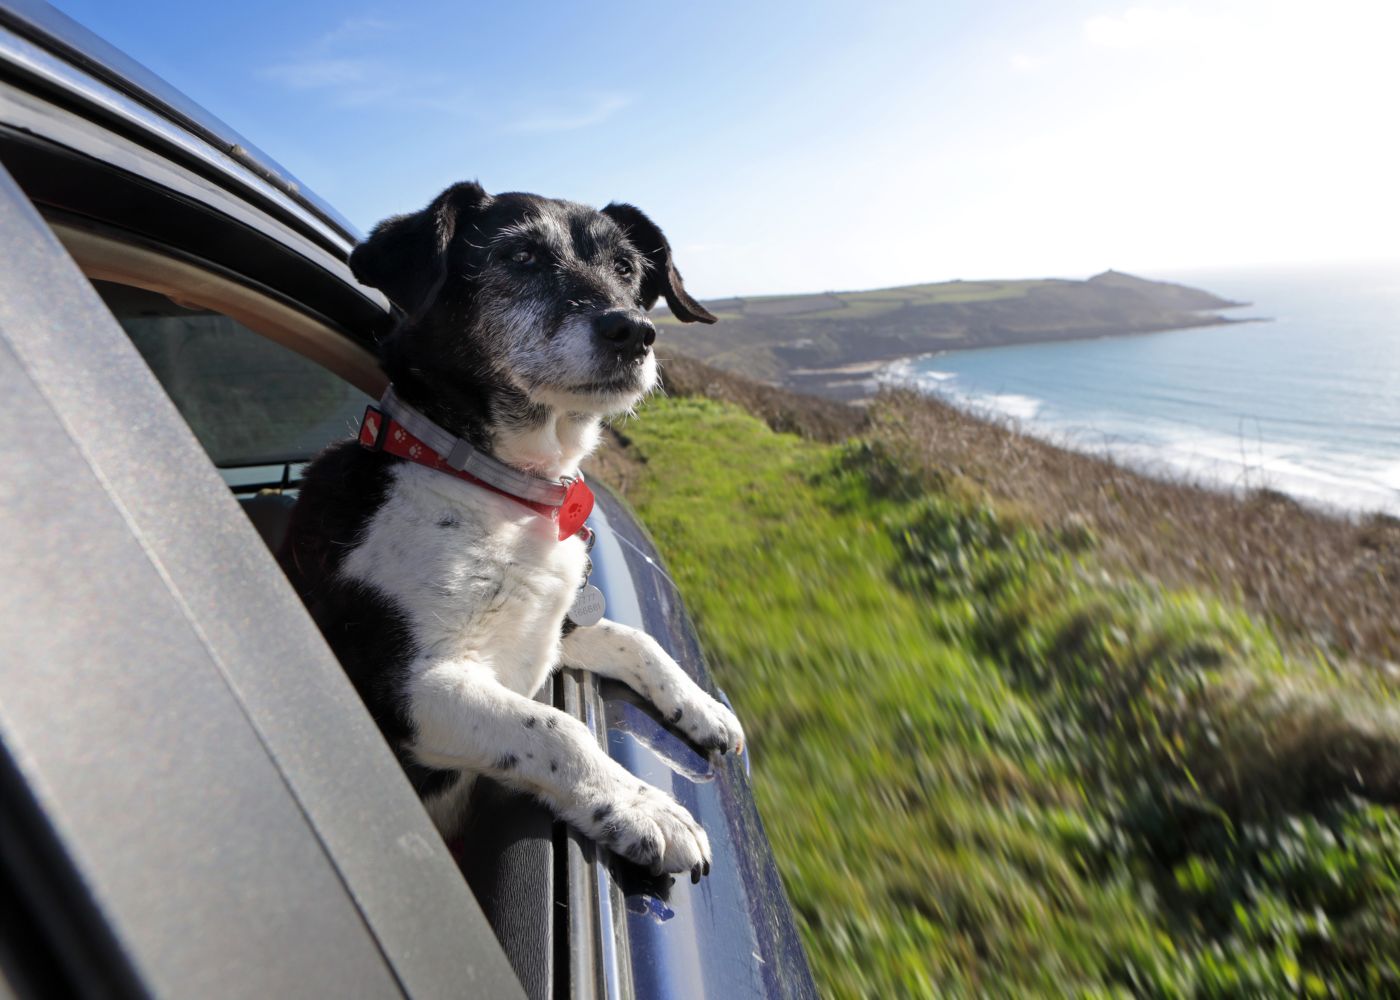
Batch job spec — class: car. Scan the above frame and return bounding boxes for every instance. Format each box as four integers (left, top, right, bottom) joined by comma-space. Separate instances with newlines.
0, 2, 817, 997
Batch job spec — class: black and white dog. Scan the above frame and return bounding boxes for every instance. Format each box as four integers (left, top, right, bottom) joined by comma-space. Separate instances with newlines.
280, 182, 743, 880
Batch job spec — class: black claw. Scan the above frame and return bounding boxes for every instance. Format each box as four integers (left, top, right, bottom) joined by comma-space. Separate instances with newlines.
703, 860, 711, 876
691, 864, 701, 884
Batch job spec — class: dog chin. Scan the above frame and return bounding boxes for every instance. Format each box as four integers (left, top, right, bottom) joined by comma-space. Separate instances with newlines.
530, 379, 651, 415
530, 356, 657, 414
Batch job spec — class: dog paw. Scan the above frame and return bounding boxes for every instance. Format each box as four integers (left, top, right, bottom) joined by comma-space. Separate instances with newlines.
580, 784, 712, 878
666, 694, 745, 757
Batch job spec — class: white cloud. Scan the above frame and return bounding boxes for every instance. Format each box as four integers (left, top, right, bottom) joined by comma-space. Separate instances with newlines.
316, 16, 394, 49
261, 57, 370, 89
259, 17, 479, 115
260, 15, 625, 129
1008, 52, 1045, 73
508, 94, 632, 133
1083, 6, 1224, 49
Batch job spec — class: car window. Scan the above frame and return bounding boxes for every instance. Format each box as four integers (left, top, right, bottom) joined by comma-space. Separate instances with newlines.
92, 279, 370, 469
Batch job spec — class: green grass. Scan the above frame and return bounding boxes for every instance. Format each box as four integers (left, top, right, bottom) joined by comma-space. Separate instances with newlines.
616, 397, 1400, 998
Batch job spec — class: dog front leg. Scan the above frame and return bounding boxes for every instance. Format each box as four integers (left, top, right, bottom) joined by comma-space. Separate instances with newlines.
562, 620, 745, 755
407, 658, 711, 876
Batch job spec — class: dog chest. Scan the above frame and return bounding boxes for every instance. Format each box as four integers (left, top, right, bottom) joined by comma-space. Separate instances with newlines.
338, 463, 586, 692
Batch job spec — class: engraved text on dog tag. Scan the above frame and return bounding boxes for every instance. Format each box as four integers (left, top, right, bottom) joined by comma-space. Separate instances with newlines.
569, 583, 606, 627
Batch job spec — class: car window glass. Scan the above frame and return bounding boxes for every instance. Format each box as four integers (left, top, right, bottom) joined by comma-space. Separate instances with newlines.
92, 279, 369, 468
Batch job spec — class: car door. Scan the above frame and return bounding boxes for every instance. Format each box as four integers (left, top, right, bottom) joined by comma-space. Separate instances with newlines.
0, 156, 526, 999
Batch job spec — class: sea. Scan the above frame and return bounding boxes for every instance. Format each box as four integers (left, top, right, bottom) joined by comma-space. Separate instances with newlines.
881, 263, 1400, 517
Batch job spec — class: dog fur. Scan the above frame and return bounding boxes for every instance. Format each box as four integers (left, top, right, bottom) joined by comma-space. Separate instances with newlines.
279, 182, 743, 877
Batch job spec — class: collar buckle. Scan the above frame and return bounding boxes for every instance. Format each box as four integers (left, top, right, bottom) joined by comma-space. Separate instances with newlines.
446, 439, 473, 471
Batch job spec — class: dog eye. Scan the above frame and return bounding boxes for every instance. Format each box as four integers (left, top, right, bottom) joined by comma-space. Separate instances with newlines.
511, 249, 536, 266
613, 259, 633, 277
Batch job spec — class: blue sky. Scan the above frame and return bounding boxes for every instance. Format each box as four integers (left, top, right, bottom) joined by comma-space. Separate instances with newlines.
52, 1, 1400, 297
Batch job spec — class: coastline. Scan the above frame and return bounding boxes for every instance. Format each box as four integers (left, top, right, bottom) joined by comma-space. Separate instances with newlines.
867, 318, 1399, 520
667, 269, 1400, 517
782, 313, 1261, 403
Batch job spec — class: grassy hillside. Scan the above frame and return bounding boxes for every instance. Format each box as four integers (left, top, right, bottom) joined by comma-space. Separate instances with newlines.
650, 357, 1400, 670
594, 376, 1400, 997
656, 271, 1245, 398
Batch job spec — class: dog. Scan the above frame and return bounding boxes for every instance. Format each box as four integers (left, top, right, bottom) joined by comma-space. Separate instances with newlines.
279, 181, 743, 880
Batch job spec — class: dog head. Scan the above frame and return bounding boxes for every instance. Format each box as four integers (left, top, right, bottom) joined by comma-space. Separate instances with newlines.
351, 182, 714, 424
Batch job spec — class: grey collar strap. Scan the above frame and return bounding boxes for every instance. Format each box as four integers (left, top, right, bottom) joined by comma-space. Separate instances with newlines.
378, 385, 571, 505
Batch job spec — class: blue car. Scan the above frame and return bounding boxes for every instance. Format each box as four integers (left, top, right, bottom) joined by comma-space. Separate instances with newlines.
0, 2, 815, 996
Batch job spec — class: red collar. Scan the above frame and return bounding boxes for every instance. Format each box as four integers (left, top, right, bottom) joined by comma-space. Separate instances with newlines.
358, 405, 594, 542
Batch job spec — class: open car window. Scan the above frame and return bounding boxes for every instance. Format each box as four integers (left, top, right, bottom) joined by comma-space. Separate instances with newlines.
92, 279, 371, 469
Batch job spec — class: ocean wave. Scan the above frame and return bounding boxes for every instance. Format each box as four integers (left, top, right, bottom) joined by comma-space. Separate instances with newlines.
883, 363, 1044, 422
977, 393, 1044, 421
877, 268, 1400, 517
1052, 420, 1399, 516
888, 366, 1399, 516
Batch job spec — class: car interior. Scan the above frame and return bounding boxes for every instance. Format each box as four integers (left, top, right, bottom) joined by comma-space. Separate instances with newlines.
59, 230, 570, 998
90, 278, 364, 550
53, 222, 382, 544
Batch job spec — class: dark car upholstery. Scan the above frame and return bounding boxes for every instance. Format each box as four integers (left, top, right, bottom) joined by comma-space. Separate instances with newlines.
240, 492, 296, 553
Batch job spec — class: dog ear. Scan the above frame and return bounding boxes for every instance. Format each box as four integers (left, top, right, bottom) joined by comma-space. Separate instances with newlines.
601, 203, 716, 324
349, 181, 491, 315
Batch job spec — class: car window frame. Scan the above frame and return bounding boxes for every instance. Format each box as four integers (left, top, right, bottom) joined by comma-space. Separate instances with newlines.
56, 220, 387, 402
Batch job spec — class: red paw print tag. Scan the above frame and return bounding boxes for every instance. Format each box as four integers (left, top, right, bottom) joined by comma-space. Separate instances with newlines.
358, 406, 382, 448
556, 479, 595, 540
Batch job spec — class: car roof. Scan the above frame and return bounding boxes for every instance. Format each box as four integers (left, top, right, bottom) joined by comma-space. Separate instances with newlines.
0, 0, 395, 355
0, 0, 361, 247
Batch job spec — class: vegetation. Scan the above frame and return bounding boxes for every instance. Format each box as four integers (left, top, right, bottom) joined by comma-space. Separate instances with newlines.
658, 356, 1400, 669
593, 367, 1400, 997
654, 271, 1242, 397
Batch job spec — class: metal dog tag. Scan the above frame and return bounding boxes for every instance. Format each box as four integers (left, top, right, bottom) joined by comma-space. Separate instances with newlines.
569, 583, 606, 627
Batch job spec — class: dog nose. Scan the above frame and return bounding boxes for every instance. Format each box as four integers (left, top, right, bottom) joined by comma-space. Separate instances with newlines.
594, 310, 656, 356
